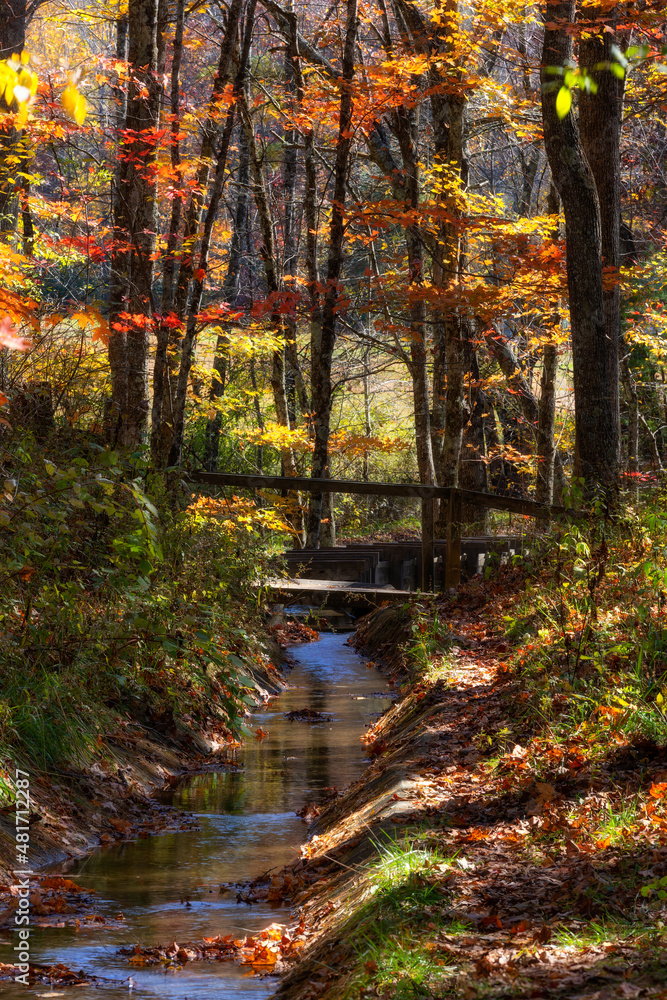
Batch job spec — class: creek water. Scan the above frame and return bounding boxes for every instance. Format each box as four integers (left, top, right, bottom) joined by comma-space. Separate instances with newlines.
2, 633, 393, 999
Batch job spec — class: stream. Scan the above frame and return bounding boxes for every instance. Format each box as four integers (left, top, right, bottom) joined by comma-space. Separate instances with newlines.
3, 633, 393, 999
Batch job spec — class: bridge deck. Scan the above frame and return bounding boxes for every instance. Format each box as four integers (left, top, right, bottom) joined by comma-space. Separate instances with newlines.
265, 578, 418, 604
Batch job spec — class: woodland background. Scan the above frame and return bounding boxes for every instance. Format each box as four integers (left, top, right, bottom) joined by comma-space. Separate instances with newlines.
1, 0, 666, 542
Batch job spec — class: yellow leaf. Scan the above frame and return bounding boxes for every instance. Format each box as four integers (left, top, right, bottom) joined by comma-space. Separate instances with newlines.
61, 84, 87, 125
555, 85, 572, 118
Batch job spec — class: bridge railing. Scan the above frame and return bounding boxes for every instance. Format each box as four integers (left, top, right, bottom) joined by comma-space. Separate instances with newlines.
187, 471, 564, 591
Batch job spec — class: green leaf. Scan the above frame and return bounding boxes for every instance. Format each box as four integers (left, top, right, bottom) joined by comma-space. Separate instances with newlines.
609, 62, 625, 79
555, 86, 572, 119
625, 44, 649, 62
236, 674, 258, 688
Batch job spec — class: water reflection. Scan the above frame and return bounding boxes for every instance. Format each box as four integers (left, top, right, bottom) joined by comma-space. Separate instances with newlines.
0, 634, 392, 999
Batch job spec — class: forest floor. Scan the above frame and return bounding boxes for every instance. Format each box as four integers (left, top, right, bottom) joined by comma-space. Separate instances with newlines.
258, 571, 667, 1000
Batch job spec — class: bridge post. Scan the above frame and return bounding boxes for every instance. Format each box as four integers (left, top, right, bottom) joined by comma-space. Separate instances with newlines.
421, 497, 435, 592
445, 490, 462, 589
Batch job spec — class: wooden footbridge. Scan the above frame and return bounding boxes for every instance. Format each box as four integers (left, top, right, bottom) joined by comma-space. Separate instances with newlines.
188, 471, 559, 602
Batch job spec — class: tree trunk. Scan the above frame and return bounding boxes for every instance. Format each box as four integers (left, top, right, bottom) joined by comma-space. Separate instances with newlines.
621, 350, 639, 477
429, 23, 468, 500
237, 85, 298, 476
123, 0, 162, 447
106, 15, 129, 444
0, 0, 27, 57
171, 0, 244, 324
151, 0, 185, 462
283, 9, 301, 426
459, 363, 490, 534
157, 0, 244, 460
486, 323, 566, 497
168, 106, 236, 466
579, 16, 624, 475
203, 131, 250, 472
167, 4, 255, 466
438, 316, 470, 490
0, 0, 28, 234
541, 1, 619, 494
536, 343, 557, 504
108, 0, 161, 448
306, 0, 358, 547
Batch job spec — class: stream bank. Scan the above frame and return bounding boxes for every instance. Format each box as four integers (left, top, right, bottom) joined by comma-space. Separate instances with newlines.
272, 581, 667, 1000
0, 638, 286, 878
0, 631, 395, 997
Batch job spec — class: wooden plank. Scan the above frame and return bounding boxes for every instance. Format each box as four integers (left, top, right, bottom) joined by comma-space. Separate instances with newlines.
187, 472, 566, 520
188, 470, 451, 501
454, 487, 562, 520
445, 491, 462, 589
421, 498, 435, 592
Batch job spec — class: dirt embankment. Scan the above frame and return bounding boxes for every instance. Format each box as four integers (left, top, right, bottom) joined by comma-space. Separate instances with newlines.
268, 588, 667, 1000
0, 638, 287, 879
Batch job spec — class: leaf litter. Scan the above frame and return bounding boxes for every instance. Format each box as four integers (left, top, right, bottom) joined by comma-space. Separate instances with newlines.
268, 571, 667, 999
119, 918, 307, 973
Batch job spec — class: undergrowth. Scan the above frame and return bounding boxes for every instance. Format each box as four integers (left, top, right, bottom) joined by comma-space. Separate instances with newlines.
0, 430, 290, 796
503, 485, 667, 748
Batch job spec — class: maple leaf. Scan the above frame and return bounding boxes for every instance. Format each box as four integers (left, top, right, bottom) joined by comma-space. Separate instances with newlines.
0, 315, 30, 351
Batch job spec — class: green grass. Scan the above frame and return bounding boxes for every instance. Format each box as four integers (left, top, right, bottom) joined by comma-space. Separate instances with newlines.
593, 799, 641, 845
348, 834, 457, 998
0, 668, 104, 777
554, 918, 656, 948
